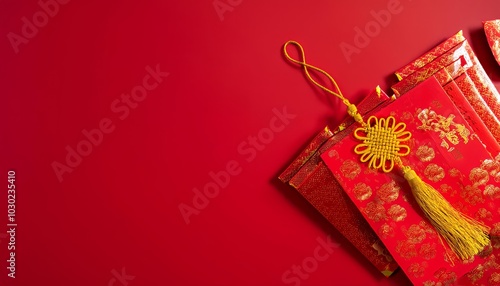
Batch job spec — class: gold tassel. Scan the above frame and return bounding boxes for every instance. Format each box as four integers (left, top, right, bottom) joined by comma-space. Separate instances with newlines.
402, 166, 490, 260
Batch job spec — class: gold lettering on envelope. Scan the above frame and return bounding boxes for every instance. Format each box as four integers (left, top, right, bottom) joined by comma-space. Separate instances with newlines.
416, 108, 471, 152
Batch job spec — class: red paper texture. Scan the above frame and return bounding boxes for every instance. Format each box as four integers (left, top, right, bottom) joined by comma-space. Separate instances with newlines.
484, 19, 500, 66
280, 88, 399, 275
321, 77, 500, 285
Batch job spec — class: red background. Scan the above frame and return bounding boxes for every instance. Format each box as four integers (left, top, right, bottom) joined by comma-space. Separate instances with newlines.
1, 0, 500, 285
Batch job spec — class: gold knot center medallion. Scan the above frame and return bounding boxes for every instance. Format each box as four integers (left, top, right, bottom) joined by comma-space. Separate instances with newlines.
354, 116, 412, 172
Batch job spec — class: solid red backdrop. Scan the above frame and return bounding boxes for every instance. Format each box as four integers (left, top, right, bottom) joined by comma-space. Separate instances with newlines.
1, 0, 500, 285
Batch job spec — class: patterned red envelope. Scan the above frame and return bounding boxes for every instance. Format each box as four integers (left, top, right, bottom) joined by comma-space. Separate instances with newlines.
457, 225, 500, 285
321, 77, 500, 285
280, 87, 399, 276
441, 72, 500, 156
395, 30, 465, 80
393, 36, 500, 146
485, 19, 500, 65
391, 41, 471, 96
393, 54, 500, 156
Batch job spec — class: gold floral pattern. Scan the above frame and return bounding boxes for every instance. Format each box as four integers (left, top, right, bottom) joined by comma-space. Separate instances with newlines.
408, 261, 428, 278
419, 221, 437, 237
363, 202, 386, 222
405, 224, 427, 244
379, 223, 395, 239
352, 182, 372, 201
470, 167, 490, 186
492, 237, 500, 249
387, 204, 407, 222
481, 159, 500, 176
448, 168, 462, 178
419, 243, 437, 260
396, 240, 417, 260
433, 268, 457, 285
440, 184, 456, 197
466, 264, 485, 284
491, 222, 500, 237
416, 145, 436, 162
483, 184, 500, 199
490, 272, 500, 285
340, 159, 361, 180
475, 208, 493, 222
424, 163, 445, 182
377, 181, 399, 203
461, 185, 485, 205
327, 149, 339, 159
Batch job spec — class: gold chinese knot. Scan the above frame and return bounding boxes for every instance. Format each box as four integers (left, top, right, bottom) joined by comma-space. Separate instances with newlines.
354, 116, 412, 173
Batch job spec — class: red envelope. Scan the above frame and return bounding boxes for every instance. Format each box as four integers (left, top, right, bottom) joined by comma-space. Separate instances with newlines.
322, 77, 500, 285
280, 87, 399, 276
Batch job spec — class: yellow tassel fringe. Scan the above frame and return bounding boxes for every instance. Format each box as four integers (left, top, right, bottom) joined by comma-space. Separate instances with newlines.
403, 167, 490, 260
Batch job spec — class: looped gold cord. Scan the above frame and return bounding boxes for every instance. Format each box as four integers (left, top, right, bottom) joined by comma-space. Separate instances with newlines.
283, 41, 365, 125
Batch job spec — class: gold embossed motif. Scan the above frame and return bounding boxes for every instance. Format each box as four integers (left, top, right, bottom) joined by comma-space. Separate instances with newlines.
417, 108, 471, 152
379, 223, 395, 239
419, 243, 437, 260
396, 240, 417, 259
353, 182, 372, 201
416, 145, 435, 162
377, 181, 400, 203
363, 202, 386, 222
470, 167, 489, 186
408, 262, 428, 278
387, 204, 407, 222
424, 163, 445, 182
340, 159, 361, 180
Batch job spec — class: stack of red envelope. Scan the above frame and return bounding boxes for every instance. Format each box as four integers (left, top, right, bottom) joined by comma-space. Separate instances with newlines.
280, 26, 500, 285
